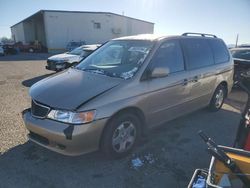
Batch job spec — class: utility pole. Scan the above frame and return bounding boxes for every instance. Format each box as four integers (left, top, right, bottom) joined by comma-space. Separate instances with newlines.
235, 34, 239, 47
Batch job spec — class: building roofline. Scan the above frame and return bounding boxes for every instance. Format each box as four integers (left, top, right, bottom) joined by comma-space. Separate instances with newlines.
11, 10, 43, 28
11, 9, 154, 28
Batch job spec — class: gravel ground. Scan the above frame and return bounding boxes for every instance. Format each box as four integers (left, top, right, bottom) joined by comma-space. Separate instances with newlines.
0, 53, 247, 188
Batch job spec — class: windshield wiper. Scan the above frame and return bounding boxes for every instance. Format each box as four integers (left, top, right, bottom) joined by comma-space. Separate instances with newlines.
82, 68, 122, 79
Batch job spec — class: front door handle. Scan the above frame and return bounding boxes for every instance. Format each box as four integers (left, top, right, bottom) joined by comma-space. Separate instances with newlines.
193, 76, 199, 82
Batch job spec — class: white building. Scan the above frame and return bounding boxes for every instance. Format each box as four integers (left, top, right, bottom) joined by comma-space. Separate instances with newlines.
11, 10, 154, 52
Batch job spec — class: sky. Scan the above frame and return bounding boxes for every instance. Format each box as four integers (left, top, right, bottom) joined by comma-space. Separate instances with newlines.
0, 0, 249, 45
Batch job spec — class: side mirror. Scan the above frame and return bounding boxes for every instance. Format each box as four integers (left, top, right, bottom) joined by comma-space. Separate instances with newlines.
150, 66, 170, 78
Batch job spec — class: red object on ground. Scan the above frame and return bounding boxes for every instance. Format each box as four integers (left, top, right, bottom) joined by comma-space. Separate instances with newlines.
244, 133, 250, 151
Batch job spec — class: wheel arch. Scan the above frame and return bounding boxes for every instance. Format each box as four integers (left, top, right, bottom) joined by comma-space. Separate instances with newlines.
219, 81, 228, 97
99, 106, 146, 148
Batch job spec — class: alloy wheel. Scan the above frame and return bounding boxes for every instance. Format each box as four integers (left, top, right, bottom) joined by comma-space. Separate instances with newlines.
112, 121, 136, 153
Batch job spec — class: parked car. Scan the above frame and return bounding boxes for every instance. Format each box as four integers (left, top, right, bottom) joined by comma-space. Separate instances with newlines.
0, 46, 4, 56
66, 41, 86, 51
46, 44, 100, 71
14, 41, 46, 53
22, 33, 233, 158
230, 47, 250, 83
2, 44, 18, 55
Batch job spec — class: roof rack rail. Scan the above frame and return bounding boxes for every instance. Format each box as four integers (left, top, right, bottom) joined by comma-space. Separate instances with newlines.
182, 32, 217, 38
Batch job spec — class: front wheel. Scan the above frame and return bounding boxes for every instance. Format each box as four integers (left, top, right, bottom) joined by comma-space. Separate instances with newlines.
209, 85, 226, 111
101, 113, 141, 159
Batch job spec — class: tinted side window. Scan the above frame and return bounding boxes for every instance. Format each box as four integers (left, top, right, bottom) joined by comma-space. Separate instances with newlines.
209, 39, 229, 64
151, 40, 184, 73
181, 38, 214, 69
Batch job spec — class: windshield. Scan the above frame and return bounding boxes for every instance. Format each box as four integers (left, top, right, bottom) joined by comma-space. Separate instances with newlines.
68, 47, 83, 55
231, 49, 250, 60
76, 40, 153, 79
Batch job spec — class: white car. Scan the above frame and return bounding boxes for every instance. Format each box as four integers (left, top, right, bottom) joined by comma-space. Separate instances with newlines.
0, 46, 4, 56
46, 44, 100, 71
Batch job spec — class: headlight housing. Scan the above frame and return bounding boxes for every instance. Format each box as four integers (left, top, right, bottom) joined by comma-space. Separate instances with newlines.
47, 110, 96, 124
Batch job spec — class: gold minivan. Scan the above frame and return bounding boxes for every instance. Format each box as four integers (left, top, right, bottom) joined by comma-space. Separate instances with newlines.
22, 33, 234, 158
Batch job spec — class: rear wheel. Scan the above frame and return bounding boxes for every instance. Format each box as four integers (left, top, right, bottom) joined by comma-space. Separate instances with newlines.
101, 113, 141, 159
209, 85, 226, 111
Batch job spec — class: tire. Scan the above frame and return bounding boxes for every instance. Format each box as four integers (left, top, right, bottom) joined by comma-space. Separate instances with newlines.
101, 113, 141, 159
209, 84, 226, 112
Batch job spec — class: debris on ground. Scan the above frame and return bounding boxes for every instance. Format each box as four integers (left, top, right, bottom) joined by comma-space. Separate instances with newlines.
144, 153, 155, 164
131, 153, 156, 169
131, 157, 144, 168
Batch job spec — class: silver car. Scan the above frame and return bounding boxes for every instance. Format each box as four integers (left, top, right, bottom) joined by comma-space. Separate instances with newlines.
46, 44, 100, 71
23, 33, 234, 158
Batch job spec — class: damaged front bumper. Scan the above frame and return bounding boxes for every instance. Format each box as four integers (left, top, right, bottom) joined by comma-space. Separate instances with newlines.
22, 108, 107, 156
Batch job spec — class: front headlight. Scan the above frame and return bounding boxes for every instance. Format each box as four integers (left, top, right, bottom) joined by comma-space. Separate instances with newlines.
47, 110, 96, 124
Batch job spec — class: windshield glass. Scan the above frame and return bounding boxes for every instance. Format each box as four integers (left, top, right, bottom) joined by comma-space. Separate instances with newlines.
76, 40, 153, 79
68, 47, 83, 55
231, 49, 250, 60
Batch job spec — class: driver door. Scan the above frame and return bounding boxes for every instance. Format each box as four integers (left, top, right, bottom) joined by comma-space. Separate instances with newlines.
145, 39, 191, 127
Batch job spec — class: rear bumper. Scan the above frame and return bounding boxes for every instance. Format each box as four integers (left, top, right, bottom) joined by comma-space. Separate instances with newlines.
22, 109, 107, 156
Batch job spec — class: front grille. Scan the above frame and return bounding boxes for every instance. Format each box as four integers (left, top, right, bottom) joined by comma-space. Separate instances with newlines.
29, 131, 49, 145
31, 100, 50, 118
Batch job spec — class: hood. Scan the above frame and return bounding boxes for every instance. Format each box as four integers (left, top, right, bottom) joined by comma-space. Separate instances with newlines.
48, 53, 79, 60
30, 69, 122, 110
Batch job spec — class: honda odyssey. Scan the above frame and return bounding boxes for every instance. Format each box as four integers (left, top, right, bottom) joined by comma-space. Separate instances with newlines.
22, 33, 234, 158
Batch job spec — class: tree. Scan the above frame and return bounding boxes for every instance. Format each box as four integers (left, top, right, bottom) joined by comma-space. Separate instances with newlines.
0, 37, 13, 44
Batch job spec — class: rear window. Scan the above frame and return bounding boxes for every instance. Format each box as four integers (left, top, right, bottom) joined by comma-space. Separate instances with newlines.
181, 38, 214, 70
208, 39, 229, 64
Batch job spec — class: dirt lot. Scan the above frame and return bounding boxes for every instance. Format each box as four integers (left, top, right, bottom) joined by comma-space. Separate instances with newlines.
0, 53, 247, 188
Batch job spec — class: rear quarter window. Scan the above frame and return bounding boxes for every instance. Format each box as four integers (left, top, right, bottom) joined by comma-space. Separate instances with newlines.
208, 39, 229, 64
181, 38, 214, 70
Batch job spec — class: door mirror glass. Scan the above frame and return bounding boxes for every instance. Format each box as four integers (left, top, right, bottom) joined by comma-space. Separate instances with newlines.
151, 66, 170, 78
